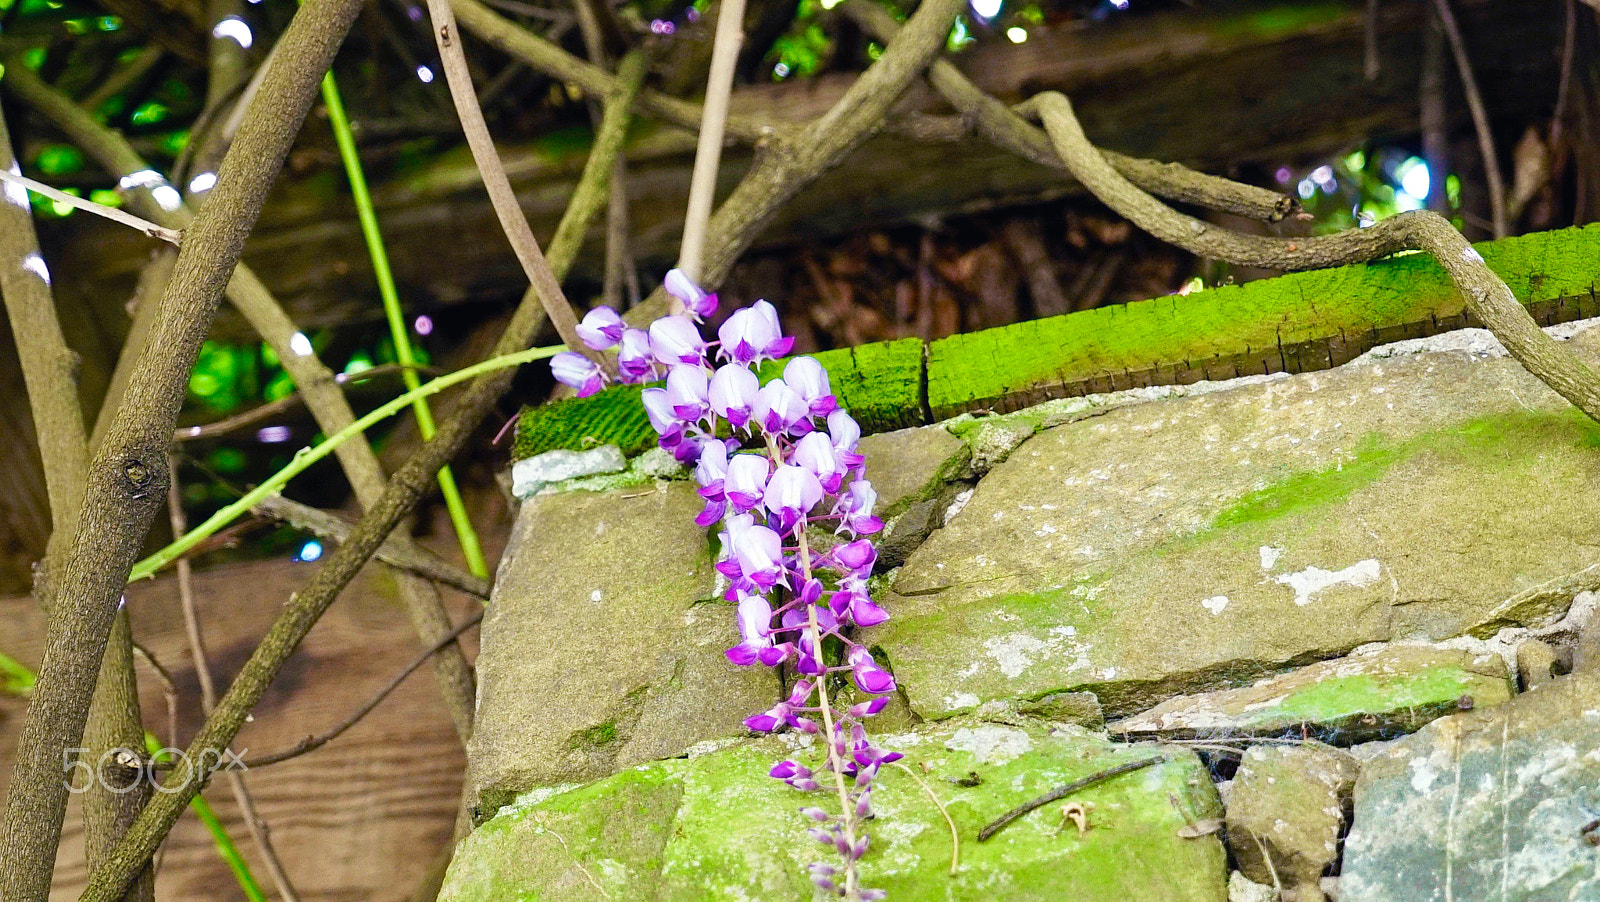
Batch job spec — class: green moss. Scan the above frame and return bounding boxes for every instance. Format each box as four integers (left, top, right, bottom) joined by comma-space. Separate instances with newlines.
515, 226, 1600, 462
1212, 433, 1400, 530
925, 224, 1600, 417
1208, 407, 1600, 534
449, 722, 1227, 901
569, 720, 620, 749
1274, 665, 1505, 721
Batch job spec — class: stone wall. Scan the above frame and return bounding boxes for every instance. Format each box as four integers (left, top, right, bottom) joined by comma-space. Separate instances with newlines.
446, 323, 1600, 900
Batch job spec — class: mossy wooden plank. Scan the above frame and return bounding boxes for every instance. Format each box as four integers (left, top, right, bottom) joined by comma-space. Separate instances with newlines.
517, 226, 1600, 461
515, 338, 925, 460
925, 224, 1600, 418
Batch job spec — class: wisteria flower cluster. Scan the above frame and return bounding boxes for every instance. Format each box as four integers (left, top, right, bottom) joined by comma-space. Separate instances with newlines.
551, 272, 900, 900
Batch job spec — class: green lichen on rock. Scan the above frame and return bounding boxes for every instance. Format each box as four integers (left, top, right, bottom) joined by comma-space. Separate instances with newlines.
443, 719, 1227, 901
874, 333, 1600, 723
1111, 646, 1513, 742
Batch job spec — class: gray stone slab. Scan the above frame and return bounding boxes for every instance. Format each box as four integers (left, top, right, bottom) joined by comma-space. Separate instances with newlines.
1341, 671, 1600, 902
1111, 645, 1512, 742
868, 335, 1600, 719
858, 423, 970, 517
467, 481, 776, 818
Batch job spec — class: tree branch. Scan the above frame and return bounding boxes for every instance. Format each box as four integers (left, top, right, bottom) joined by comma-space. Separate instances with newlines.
678, 0, 747, 283
6, 56, 485, 747
842, 0, 1299, 224
79, 50, 642, 899
425, 0, 597, 367
0, 0, 367, 894
253, 495, 490, 600
1, 96, 157, 902
452, 0, 777, 143
1029, 90, 1600, 423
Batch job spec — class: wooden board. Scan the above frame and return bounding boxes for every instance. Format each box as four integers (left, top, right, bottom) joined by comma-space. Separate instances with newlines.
0, 517, 505, 900
517, 224, 1600, 456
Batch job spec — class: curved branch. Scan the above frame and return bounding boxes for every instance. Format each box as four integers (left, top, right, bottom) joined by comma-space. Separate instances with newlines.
842, 0, 1298, 223
451, 0, 778, 143
80, 54, 642, 900
0, 0, 369, 894
1030, 90, 1600, 423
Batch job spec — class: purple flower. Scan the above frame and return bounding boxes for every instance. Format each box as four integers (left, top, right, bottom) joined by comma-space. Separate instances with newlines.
847, 646, 895, 694
551, 352, 603, 397
617, 328, 655, 382
721, 514, 787, 591
833, 480, 883, 536
848, 696, 891, 719
650, 315, 708, 366
827, 410, 865, 470
695, 439, 729, 498
764, 464, 824, 534
830, 576, 889, 627
665, 268, 718, 321
792, 432, 846, 493
785, 357, 838, 417
831, 539, 877, 576
666, 364, 710, 421
754, 379, 811, 436
641, 388, 682, 440
724, 454, 770, 513
726, 592, 775, 665
718, 300, 794, 366
709, 363, 759, 429
576, 306, 625, 350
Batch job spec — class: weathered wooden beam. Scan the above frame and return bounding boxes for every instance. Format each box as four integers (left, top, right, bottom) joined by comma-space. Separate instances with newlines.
515, 224, 1600, 459
48, 0, 1560, 341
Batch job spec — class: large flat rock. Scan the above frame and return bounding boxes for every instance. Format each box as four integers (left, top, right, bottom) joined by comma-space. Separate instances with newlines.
467, 481, 777, 818
1340, 671, 1600, 901
870, 333, 1600, 718
443, 719, 1226, 901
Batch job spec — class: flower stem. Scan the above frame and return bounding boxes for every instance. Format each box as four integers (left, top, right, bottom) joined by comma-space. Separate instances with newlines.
771, 433, 861, 899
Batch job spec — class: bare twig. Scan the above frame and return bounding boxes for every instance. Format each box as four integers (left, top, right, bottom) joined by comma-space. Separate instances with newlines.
452, 0, 776, 142
423, 0, 603, 368
172, 364, 428, 442
678, 0, 747, 284
241, 609, 484, 769
0, 0, 368, 893
1420, 6, 1451, 214
890, 762, 960, 876
0, 168, 182, 243
978, 756, 1166, 842
168, 461, 301, 901
1430, 0, 1507, 237
253, 495, 491, 599
842, 0, 1299, 224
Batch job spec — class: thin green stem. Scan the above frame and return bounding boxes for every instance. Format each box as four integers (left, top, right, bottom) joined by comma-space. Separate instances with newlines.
0, 649, 36, 695
319, 72, 489, 580
142, 735, 267, 902
130, 343, 562, 582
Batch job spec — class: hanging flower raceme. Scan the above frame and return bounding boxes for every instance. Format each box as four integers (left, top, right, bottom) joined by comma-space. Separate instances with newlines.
558, 269, 895, 899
